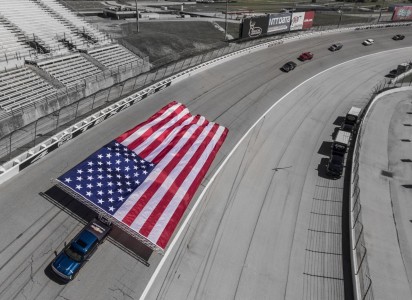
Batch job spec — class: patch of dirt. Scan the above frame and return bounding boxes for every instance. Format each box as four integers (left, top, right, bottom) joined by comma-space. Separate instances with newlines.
118, 21, 229, 65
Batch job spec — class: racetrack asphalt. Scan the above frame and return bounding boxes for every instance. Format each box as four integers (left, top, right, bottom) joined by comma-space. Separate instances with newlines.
0, 27, 411, 299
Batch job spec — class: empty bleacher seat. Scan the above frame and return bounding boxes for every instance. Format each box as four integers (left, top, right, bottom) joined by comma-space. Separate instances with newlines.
37, 54, 101, 86
40, 0, 110, 45
0, 67, 56, 111
88, 44, 141, 70
0, 0, 87, 53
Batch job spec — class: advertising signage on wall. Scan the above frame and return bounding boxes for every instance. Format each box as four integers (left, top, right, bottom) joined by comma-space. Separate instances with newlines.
290, 12, 305, 31
302, 11, 315, 29
392, 6, 412, 21
239, 11, 314, 39
268, 13, 291, 33
240, 15, 269, 39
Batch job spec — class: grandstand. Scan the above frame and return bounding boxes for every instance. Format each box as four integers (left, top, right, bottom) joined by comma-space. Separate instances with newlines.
0, 0, 144, 114
0, 67, 56, 111
39, 0, 109, 44
0, 16, 32, 67
36, 54, 102, 86
87, 44, 141, 70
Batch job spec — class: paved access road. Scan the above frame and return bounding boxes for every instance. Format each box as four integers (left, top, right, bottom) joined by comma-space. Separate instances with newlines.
0, 28, 411, 299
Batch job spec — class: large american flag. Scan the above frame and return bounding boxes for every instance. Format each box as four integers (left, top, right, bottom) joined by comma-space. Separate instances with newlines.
57, 101, 228, 250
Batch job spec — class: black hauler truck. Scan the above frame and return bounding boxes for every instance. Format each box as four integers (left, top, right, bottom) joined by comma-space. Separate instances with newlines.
331, 130, 351, 155
327, 130, 351, 178
341, 106, 361, 133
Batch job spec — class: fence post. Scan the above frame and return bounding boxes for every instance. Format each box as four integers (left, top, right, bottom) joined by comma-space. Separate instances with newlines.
171, 61, 178, 74
143, 73, 149, 87
217, 47, 225, 57
153, 69, 160, 82
179, 59, 186, 72
74, 101, 80, 122
91, 92, 97, 110
200, 53, 207, 64
106, 86, 112, 102
31, 119, 37, 148
162, 66, 167, 79
119, 82, 125, 97
132, 75, 139, 90
195, 55, 202, 65
188, 56, 195, 67
8, 133, 12, 161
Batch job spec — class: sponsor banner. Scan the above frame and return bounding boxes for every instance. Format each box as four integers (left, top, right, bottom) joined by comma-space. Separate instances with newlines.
268, 13, 291, 33
392, 6, 412, 21
58, 133, 74, 147
19, 143, 59, 170
240, 15, 269, 39
290, 12, 305, 31
303, 11, 315, 29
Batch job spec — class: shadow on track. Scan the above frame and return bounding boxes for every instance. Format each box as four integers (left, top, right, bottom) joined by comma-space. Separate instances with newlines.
40, 186, 152, 269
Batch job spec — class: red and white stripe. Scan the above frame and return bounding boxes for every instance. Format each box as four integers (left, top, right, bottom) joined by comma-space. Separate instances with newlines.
114, 101, 228, 249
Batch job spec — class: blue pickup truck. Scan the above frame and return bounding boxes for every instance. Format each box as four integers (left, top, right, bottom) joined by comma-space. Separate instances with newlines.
51, 218, 112, 281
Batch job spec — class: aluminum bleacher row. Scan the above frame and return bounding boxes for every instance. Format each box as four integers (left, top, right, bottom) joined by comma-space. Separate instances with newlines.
0, 67, 56, 111
0, 18, 32, 64
0, 0, 143, 113
0, 0, 111, 69
40, 0, 109, 44
87, 44, 141, 70
37, 54, 102, 86
0, 0, 84, 53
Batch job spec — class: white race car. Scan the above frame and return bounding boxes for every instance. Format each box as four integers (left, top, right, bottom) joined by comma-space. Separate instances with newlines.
362, 39, 374, 46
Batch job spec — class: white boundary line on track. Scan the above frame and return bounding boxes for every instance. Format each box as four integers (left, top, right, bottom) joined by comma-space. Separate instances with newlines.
139, 47, 412, 299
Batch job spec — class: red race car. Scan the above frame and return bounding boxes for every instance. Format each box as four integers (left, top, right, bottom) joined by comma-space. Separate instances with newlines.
298, 52, 314, 61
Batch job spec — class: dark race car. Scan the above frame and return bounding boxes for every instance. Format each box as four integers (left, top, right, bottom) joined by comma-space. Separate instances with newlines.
362, 38, 374, 46
328, 43, 343, 51
281, 61, 297, 72
393, 34, 405, 40
51, 218, 112, 282
298, 52, 314, 61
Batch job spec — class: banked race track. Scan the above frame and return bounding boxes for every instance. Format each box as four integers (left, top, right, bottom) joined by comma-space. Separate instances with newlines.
0, 27, 411, 300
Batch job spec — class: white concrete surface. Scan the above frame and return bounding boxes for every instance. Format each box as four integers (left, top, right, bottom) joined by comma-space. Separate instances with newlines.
358, 90, 412, 299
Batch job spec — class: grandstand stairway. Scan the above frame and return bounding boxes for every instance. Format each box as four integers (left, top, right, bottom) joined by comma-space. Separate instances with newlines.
25, 64, 65, 89
79, 52, 107, 71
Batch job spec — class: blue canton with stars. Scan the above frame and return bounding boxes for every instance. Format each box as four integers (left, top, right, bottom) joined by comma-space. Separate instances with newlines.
58, 140, 156, 214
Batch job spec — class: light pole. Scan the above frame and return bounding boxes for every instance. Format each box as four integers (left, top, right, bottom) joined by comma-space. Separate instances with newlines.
135, 0, 139, 33
378, 0, 385, 23
338, 8, 343, 28
224, 0, 228, 40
